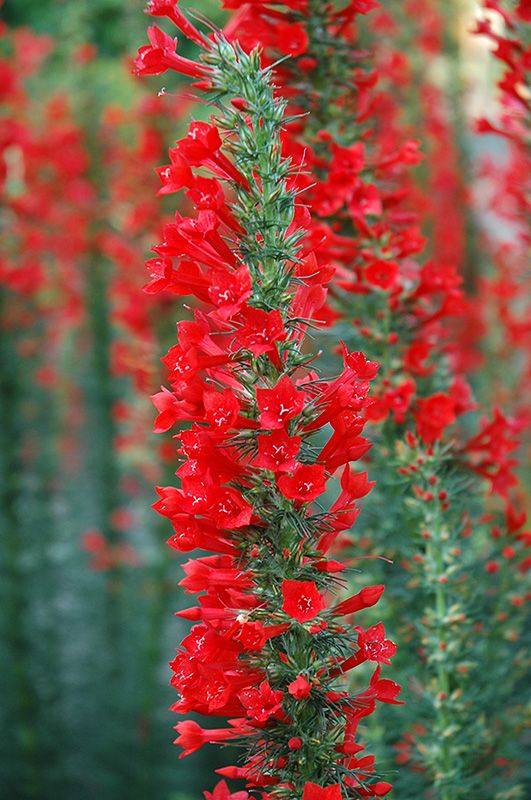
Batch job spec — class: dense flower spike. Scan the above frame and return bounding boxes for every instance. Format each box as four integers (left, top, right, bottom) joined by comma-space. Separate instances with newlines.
138, 5, 399, 798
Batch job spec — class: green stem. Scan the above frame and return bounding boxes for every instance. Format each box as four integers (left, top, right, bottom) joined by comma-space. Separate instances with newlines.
424, 503, 454, 800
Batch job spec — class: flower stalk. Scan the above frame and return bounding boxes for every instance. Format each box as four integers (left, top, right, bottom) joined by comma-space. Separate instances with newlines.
137, 5, 401, 798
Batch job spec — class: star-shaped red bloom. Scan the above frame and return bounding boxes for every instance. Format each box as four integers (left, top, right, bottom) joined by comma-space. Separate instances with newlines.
277, 463, 326, 502
282, 579, 326, 623
256, 375, 305, 429
302, 782, 342, 800
238, 680, 283, 722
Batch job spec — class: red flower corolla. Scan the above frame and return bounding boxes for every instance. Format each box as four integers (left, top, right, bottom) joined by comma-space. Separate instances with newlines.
361, 666, 404, 706
208, 266, 253, 319
145, 0, 210, 48
282, 580, 326, 622
331, 622, 396, 675
204, 780, 248, 800
152, 385, 183, 432
330, 468, 375, 514
175, 121, 249, 187
256, 375, 306, 429
156, 155, 193, 195
254, 429, 301, 472
234, 306, 286, 364
288, 675, 312, 699
354, 623, 397, 665
203, 389, 241, 431
341, 346, 380, 380
207, 487, 253, 529
332, 584, 385, 617
239, 681, 284, 722
414, 392, 456, 444
358, 782, 393, 797
276, 21, 309, 56
174, 720, 238, 757
277, 463, 326, 503
134, 25, 208, 78
303, 784, 342, 800
364, 259, 399, 290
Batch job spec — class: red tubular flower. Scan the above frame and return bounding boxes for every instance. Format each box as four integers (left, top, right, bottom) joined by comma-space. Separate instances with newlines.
233, 306, 286, 366
256, 376, 306, 429
204, 781, 248, 800
277, 463, 326, 503
303, 784, 343, 800
354, 623, 397, 665
362, 666, 404, 706
364, 259, 399, 290
281, 579, 326, 623
414, 392, 456, 444
239, 681, 284, 722
288, 675, 312, 699
144, 0, 211, 49
174, 720, 239, 757
207, 487, 253, 529
332, 584, 385, 617
253, 429, 301, 473
134, 25, 209, 78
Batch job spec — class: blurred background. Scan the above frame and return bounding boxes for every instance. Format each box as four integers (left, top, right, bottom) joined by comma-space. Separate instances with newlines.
0, 1, 528, 800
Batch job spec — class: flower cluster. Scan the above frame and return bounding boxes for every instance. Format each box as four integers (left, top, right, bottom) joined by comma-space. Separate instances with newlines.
137, 4, 402, 797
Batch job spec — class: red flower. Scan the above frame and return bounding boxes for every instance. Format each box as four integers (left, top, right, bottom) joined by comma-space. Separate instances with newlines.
361, 782, 393, 797
332, 584, 384, 616
330, 467, 375, 514
364, 259, 399, 290
355, 623, 397, 665
303, 783, 342, 800
414, 392, 456, 444
207, 487, 252, 529
176, 122, 249, 187
152, 386, 183, 432
276, 21, 309, 56
155, 152, 193, 195
134, 25, 208, 78
234, 306, 286, 363
288, 675, 312, 699
254, 429, 301, 472
204, 781, 248, 800
282, 580, 326, 622
145, 0, 210, 49
203, 389, 240, 431
208, 266, 252, 319
359, 666, 403, 705
341, 345, 380, 379
239, 681, 284, 722
173, 720, 238, 757
256, 375, 306, 429
277, 463, 326, 502
329, 622, 396, 676
231, 620, 267, 651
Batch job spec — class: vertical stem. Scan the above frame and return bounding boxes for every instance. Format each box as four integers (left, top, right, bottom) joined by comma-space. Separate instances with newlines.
424, 503, 454, 800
